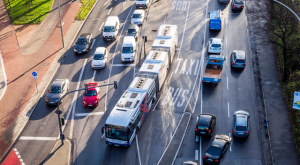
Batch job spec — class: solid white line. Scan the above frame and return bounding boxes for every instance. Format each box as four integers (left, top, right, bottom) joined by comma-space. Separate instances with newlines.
200, 136, 202, 165
112, 64, 135, 66
229, 133, 232, 151
152, 97, 161, 111
228, 102, 230, 117
136, 136, 142, 165
225, 37, 227, 46
227, 76, 228, 90
101, 134, 105, 138
107, 8, 113, 15
167, 72, 174, 84
19, 136, 57, 141
93, 70, 96, 82
105, 6, 134, 112
99, 22, 104, 31
177, 1, 190, 58
75, 112, 104, 116
103, 0, 109, 6
195, 150, 198, 160
0, 51, 7, 101
90, 39, 96, 50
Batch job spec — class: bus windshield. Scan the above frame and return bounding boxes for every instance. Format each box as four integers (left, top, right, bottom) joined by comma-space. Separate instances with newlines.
105, 125, 128, 141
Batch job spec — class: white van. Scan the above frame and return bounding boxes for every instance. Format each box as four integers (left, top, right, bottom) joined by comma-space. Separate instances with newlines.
103, 16, 120, 41
121, 36, 136, 63
135, 0, 149, 9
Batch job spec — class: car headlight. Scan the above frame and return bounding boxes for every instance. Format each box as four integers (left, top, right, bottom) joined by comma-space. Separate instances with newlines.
45, 97, 49, 101
121, 56, 125, 60
83, 101, 86, 104
103, 36, 106, 37
101, 63, 104, 66
83, 49, 87, 51
130, 56, 134, 60
91, 63, 94, 67
94, 100, 98, 103
74, 49, 78, 52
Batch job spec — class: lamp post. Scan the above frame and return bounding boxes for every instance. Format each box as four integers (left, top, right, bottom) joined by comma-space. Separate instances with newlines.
273, 0, 300, 22
58, 0, 64, 48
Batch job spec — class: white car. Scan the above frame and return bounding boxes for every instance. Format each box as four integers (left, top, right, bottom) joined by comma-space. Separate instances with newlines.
131, 10, 145, 26
91, 47, 108, 69
208, 38, 222, 54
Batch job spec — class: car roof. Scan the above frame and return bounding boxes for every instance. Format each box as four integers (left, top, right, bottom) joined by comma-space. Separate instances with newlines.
128, 24, 138, 29
233, 50, 246, 59
52, 79, 64, 87
211, 138, 226, 148
79, 33, 91, 38
94, 47, 106, 54
134, 10, 144, 14
236, 115, 247, 126
199, 115, 212, 127
211, 38, 221, 44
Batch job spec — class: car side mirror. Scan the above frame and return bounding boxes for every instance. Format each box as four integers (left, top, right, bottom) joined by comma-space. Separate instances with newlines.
83, 92, 85, 96
102, 127, 104, 134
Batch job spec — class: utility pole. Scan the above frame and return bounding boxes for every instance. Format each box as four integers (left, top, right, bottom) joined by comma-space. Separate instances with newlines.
58, 0, 64, 48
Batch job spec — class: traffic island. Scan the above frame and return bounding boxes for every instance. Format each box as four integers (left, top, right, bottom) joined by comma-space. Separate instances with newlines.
44, 139, 71, 165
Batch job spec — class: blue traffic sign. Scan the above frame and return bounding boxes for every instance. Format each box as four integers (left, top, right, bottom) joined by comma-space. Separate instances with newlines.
32, 71, 37, 76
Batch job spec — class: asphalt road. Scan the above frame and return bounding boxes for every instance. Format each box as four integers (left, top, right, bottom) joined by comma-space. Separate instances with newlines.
12, 0, 263, 164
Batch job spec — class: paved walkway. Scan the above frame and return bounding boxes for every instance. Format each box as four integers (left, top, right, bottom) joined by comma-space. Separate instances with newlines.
246, 0, 300, 164
0, 0, 82, 161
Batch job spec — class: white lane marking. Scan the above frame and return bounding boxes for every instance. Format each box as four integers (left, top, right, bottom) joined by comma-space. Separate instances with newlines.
227, 76, 228, 90
229, 133, 232, 151
196, 135, 199, 142
105, 6, 134, 112
200, 136, 202, 165
225, 37, 227, 46
13, 148, 25, 165
92, 70, 96, 82
99, 22, 104, 31
107, 8, 113, 15
0, 51, 7, 101
176, 48, 181, 50
123, 0, 126, 6
103, 0, 109, 6
167, 72, 174, 84
90, 39, 96, 50
68, 59, 88, 139
195, 150, 198, 160
227, 54, 229, 66
228, 102, 230, 117
101, 134, 105, 138
177, 1, 190, 58
112, 64, 135, 66
19, 136, 57, 141
75, 112, 104, 117
175, 58, 183, 73
152, 97, 161, 111
136, 136, 142, 165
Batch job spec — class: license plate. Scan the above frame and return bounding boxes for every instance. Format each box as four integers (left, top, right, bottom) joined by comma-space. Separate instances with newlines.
238, 133, 244, 135
200, 132, 206, 134
50, 102, 54, 104
88, 105, 93, 107
114, 144, 119, 147
78, 52, 82, 53
139, 7, 143, 8
207, 158, 213, 161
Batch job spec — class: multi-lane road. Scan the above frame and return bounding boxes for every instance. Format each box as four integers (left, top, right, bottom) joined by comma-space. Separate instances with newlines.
11, 0, 263, 164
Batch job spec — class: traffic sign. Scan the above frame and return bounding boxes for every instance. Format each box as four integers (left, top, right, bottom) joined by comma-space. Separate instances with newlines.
33, 76, 38, 79
32, 71, 37, 76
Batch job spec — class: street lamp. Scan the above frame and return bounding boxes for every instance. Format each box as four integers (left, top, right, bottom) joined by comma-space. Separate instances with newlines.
58, 0, 64, 48
273, 0, 300, 22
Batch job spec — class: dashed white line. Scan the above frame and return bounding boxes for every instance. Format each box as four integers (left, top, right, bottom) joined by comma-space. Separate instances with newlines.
101, 134, 105, 138
177, 1, 190, 58
167, 72, 173, 84
227, 76, 228, 90
107, 8, 113, 15
75, 112, 104, 117
200, 136, 202, 165
19, 136, 57, 141
229, 133, 232, 151
228, 102, 230, 117
99, 22, 104, 31
225, 36, 227, 46
112, 64, 135, 66
136, 136, 142, 165
152, 97, 161, 111
92, 70, 96, 82
195, 150, 199, 160
90, 39, 96, 49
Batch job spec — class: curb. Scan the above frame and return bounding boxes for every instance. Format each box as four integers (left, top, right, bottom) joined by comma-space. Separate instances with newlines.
0, 50, 7, 101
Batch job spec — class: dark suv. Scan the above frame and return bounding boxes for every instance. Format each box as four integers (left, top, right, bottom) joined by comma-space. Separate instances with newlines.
195, 114, 216, 137
233, 110, 250, 138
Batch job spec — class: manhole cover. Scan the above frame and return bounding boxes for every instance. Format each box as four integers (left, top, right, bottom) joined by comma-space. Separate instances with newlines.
44, 63, 49, 66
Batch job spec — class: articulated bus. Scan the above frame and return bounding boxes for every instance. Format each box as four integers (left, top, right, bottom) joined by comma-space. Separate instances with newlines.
102, 77, 156, 147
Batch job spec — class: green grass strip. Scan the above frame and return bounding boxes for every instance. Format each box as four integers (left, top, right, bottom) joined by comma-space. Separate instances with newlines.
75, 0, 97, 20
4, 0, 53, 24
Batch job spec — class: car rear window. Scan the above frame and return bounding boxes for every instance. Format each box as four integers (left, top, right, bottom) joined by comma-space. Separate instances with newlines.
198, 115, 211, 127
212, 44, 221, 47
235, 1, 243, 4
207, 146, 222, 156
235, 59, 245, 63
235, 125, 247, 131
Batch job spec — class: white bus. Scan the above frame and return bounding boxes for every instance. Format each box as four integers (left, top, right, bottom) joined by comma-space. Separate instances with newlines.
137, 50, 169, 92
102, 77, 156, 147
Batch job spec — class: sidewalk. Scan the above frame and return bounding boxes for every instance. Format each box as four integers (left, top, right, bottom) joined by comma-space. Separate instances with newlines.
0, 0, 82, 161
246, 0, 300, 164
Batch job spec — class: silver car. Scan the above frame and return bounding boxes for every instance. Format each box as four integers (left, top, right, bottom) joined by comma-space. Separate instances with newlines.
233, 110, 250, 138
45, 79, 70, 105
231, 50, 246, 68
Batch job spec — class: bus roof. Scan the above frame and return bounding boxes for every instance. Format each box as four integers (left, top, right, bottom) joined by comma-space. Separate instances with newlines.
156, 24, 177, 39
152, 39, 172, 49
106, 77, 155, 127
139, 51, 168, 74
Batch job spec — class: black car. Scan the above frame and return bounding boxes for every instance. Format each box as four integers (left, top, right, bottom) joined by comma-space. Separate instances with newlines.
203, 134, 232, 164
195, 114, 216, 137
45, 79, 70, 105
231, 0, 244, 11
74, 33, 93, 54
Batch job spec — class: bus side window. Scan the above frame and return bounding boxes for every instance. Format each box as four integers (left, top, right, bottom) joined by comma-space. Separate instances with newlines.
128, 123, 134, 138
133, 111, 142, 129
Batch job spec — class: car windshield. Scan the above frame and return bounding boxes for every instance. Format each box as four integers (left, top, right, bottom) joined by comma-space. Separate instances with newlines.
235, 1, 243, 4
236, 59, 245, 63
122, 47, 134, 53
76, 39, 87, 45
207, 146, 222, 156
128, 29, 137, 34
133, 14, 141, 18
106, 125, 128, 141
85, 90, 97, 96
104, 26, 115, 32
211, 44, 221, 47
94, 54, 104, 60
50, 87, 61, 93
235, 125, 247, 131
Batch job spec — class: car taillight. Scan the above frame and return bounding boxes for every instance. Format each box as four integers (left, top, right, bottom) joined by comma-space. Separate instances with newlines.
233, 62, 236, 65
246, 131, 249, 134
203, 156, 207, 159
208, 129, 211, 134
202, 81, 205, 83
216, 82, 219, 84
243, 63, 246, 66
215, 160, 219, 162
233, 130, 236, 133
196, 128, 198, 132
241, 6, 244, 8
234, 6, 236, 8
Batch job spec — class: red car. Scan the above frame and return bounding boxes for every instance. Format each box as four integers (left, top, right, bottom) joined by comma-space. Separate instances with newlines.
83, 82, 100, 107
